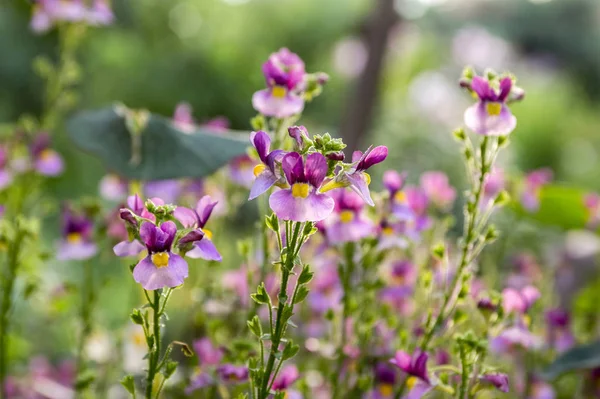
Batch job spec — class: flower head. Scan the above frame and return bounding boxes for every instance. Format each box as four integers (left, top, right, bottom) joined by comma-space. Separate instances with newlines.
252, 48, 306, 118
193, 338, 223, 366
521, 168, 553, 212
216, 364, 248, 383
30, 133, 64, 176
324, 188, 375, 244
248, 131, 286, 200
389, 350, 430, 385
464, 75, 517, 136
502, 285, 540, 314
269, 152, 334, 222
479, 373, 509, 393
174, 195, 222, 261
272, 365, 300, 391
133, 221, 192, 290
99, 174, 128, 201
30, 0, 113, 33
57, 206, 97, 261
545, 308, 575, 352
420, 171, 456, 210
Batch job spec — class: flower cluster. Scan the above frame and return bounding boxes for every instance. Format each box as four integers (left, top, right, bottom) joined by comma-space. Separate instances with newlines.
31, 0, 114, 33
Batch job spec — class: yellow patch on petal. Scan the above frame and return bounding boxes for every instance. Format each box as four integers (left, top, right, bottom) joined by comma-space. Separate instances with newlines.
291, 183, 309, 198
523, 314, 531, 327
203, 228, 213, 240
486, 102, 502, 116
320, 179, 346, 193
40, 149, 55, 160
379, 384, 394, 397
394, 191, 406, 203
339, 210, 354, 223
67, 233, 82, 243
406, 376, 418, 390
151, 252, 170, 268
364, 172, 371, 185
253, 164, 266, 177
272, 86, 287, 98
382, 227, 394, 236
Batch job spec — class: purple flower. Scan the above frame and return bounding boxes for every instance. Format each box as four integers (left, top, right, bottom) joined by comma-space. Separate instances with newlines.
368, 363, 397, 399
0, 147, 13, 191
99, 174, 128, 201
521, 168, 552, 212
420, 171, 456, 210
324, 189, 375, 243
252, 48, 306, 118
483, 167, 505, 204
269, 152, 334, 222
193, 338, 223, 366
86, 0, 114, 26
480, 373, 509, 393
308, 264, 342, 314
464, 75, 517, 136
228, 155, 256, 189
383, 170, 406, 195
185, 371, 213, 395
248, 130, 286, 200
389, 350, 430, 385
30, 0, 112, 33
545, 308, 575, 353
144, 180, 182, 204
132, 221, 190, 290
288, 125, 309, 149
272, 365, 300, 391
216, 364, 248, 383
30, 133, 64, 176
172, 102, 196, 132
113, 195, 159, 257
490, 325, 543, 353
502, 285, 540, 314
174, 196, 222, 261
57, 207, 97, 261
323, 146, 388, 207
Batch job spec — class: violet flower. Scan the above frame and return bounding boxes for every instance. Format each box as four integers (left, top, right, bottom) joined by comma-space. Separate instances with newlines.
30, 133, 64, 176
389, 350, 430, 385
57, 207, 97, 261
271, 365, 300, 393
479, 373, 509, 393
369, 363, 396, 399
483, 167, 505, 204
584, 193, 600, 229
174, 195, 222, 261
99, 174, 128, 201
144, 180, 182, 204
545, 308, 575, 353
269, 152, 334, 222
489, 325, 543, 353
419, 171, 456, 210
172, 102, 196, 133
132, 221, 191, 290
464, 75, 517, 136
86, 0, 114, 25
216, 364, 248, 383
193, 338, 224, 366
248, 130, 286, 200
502, 285, 540, 315
228, 155, 256, 189
252, 48, 306, 118
30, 0, 113, 33
113, 195, 155, 257
521, 168, 553, 212
324, 188, 375, 244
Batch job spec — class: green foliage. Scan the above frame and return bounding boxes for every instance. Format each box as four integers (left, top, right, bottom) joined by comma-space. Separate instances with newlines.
543, 341, 600, 380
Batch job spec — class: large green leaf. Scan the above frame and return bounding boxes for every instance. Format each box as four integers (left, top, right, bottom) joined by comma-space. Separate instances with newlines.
542, 341, 600, 380
515, 184, 589, 230
66, 106, 250, 180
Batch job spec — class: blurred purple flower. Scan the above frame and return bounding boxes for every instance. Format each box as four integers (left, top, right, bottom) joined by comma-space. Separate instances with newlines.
0, 147, 13, 190
272, 365, 300, 392
502, 285, 540, 314
420, 171, 456, 210
144, 180, 182, 204
545, 308, 575, 353
490, 325, 543, 353
193, 338, 223, 366
216, 364, 248, 383
483, 167, 505, 204
30, 0, 113, 34
480, 373, 509, 393
464, 75, 517, 136
99, 174, 128, 201
325, 189, 375, 244
30, 133, 64, 176
389, 350, 430, 385
521, 168, 552, 212
174, 195, 222, 261
584, 193, 600, 229
57, 206, 97, 261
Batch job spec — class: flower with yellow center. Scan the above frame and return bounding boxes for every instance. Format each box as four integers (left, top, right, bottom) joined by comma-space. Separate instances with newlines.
394, 191, 406, 203
406, 376, 418, 390
486, 102, 502, 116
271, 86, 287, 98
151, 252, 170, 268
253, 164, 266, 177
67, 232, 82, 243
379, 384, 394, 397
339, 210, 354, 223
382, 227, 394, 236
39, 148, 55, 160
202, 228, 213, 240
291, 183, 309, 198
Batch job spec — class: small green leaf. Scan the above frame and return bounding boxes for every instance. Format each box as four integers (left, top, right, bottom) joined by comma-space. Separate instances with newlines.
163, 361, 178, 379
120, 375, 136, 396
294, 286, 310, 304
542, 341, 600, 380
247, 315, 262, 337
297, 264, 314, 285
281, 340, 300, 360
130, 309, 144, 325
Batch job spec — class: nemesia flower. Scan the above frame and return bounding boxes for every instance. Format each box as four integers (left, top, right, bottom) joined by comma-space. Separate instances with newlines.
174, 195, 222, 261
99, 174, 128, 201
367, 363, 396, 399
376, 220, 408, 251
30, 133, 64, 176
545, 308, 575, 353
479, 373, 509, 393
269, 152, 335, 222
528, 377, 556, 399
216, 364, 248, 383
0, 147, 13, 190
419, 171, 456, 210
86, 0, 114, 25
113, 195, 156, 257
144, 180, 182, 204
521, 168, 552, 212
193, 338, 224, 366
389, 350, 430, 385
249, 130, 286, 200
502, 285, 540, 315
324, 189, 375, 244
272, 365, 302, 398
30, 0, 113, 33
383, 170, 406, 196
57, 207, 97, 261
185, 372, 213, 395
490, 325, 543, 352
133, 221, 193, 290
464, 75, 517, 136
228, 155, 256, 189
308, 263, 342, 314
483, 167, 505, 204
252, 48, 306, 118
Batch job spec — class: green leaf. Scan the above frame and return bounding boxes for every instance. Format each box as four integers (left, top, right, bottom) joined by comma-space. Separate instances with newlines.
281, 340, 300, 360
542, 341, 600, 380
120, 375, 136, 396
247, 315, 262, 337
294, 286, 310, 303
163, 361, 178, 379
515, 184, 588, 230
129, 309, 144, 325
297, 264, 314, 285
67, 106, 250, 180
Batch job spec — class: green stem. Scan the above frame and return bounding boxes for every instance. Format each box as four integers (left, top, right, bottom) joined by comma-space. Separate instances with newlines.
258, 222, 301, 399
419, 136, 491, 352
75, 260, 95, 396
145, 290, 162, 399
0, 230, 24, 399
458, 344, 469, 399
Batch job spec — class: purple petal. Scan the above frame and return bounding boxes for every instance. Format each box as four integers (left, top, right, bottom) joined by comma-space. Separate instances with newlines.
480, 373, 509, 393
0, 170, 13, 190
127, 194, 145, 215
174, 206, 198, 228
304, 152, 328, 188
158, 221, 177, 250
326, 218, 374, 244
390, 351, 411, 372
86, 0, 114, 25
113, 240, 145, 257
99, 174, 127, 201
57, 240, 98, 261
404, 381, 432, 399
498, 77, 512, 102
30, 8, 52, 33
186, 238, 222, 262
196, 195, 218, 227
133, 254, 188, 290
269, 190, 334, 222
464, 102, 517, 136
360, 146, 388, 170
250, 131, 271, 163
252, 89, 304, 118
383, 170, 405, 193
281, 152, 305, 185
346, 172, 374, 206
35, 150, 64, 176
144, 180, 181, 204
249, 170, 278, 200
471, 76, 492, 101
139, 222, 157, 249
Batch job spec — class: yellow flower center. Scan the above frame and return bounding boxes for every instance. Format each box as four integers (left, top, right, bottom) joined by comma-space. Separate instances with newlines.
151, 252, 170, 268
40, 149, 54, 160
394, 191, 406, 203
320, 179, 346, 193
364, 172, 371, 185
339, 210, 354, 223
379, 384, 394, 396
382, 227, 394, 236
253, 164, 266, 177
67, 233, 82, 243
203, 228, 213, 240
272, 86, 287, 98
486, 102, 502, 116
406, 376, 418, 390
291, 183, 310, 198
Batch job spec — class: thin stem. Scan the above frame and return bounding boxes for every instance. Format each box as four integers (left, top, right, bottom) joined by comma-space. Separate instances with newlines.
458, 344, 469, 399
0, 230, 24, 399
75, 260, 95, 396
145, 290, 162, 399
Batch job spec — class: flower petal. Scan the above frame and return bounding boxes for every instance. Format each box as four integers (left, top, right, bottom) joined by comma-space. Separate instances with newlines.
471, 76, 492, 101
269, 190, 334, 222
113, 240, 145, 257
390, 350, 411, 372
35, 150, 64, 176
196, 195, 218, 227
187, 238, 222, 261
346, 172, 374, 206
249, 170, 278, 200
139, 222, 157, 249
250, 130, 271, 163
281, 152, 305, 185
174, 206, 198, 228
57, 241, 98, 261
133, 254, 188, 291
252, 89, 304, 118
304, 152, 328, 188
464, 102, 516, 136
360, 146, 388, 170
